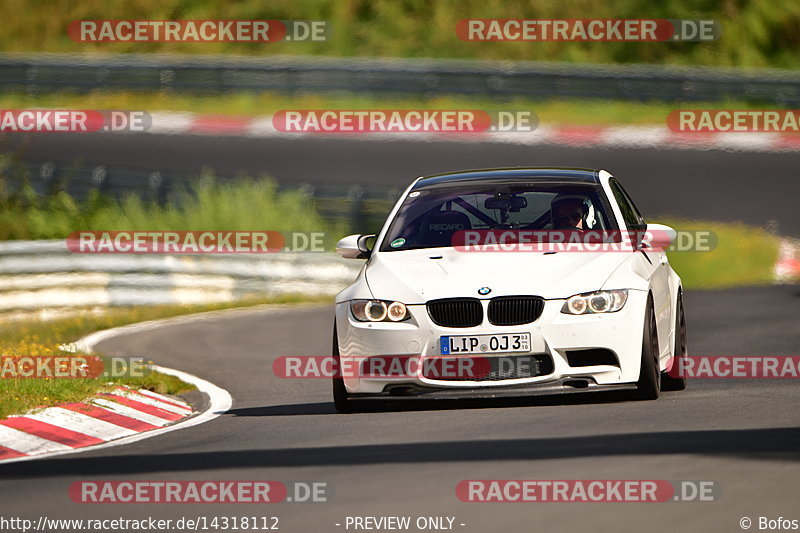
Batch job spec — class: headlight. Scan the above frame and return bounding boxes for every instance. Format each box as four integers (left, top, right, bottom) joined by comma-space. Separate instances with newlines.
561, 290, 628, 315
351, 300, 410, 322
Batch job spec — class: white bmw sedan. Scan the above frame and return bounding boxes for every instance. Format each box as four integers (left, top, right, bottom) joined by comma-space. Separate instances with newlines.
332, 168, 687, 412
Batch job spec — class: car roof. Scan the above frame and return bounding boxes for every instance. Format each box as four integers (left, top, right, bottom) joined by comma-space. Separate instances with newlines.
413, 167, 602, 189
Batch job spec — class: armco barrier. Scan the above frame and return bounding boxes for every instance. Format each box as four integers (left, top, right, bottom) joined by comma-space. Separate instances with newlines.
2, 53, 800, 105
0, 240, 361, 310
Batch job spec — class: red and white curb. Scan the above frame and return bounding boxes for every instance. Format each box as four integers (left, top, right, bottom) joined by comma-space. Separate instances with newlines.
0, 386, 192, 461
146, 112, 800, 153
0, 314, 234, 465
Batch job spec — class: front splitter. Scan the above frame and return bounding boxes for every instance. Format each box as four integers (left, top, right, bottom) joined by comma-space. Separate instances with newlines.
351, 379, 637, 400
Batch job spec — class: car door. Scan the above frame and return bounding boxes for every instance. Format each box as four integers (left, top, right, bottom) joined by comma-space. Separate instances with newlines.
609, 179, 672, 358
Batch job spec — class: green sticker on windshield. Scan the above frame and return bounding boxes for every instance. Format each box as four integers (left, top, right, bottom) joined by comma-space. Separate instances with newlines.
390, 238, 406, 248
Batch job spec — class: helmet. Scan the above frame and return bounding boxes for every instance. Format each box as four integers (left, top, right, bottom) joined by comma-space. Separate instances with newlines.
550, 193, 591, 228
550, 193, 590, 214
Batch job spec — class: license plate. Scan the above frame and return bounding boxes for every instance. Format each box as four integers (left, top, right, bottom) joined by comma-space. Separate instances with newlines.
440, 333, 531, 355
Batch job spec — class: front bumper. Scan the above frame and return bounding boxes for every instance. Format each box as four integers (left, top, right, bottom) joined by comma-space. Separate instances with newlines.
335, 290, 648, 396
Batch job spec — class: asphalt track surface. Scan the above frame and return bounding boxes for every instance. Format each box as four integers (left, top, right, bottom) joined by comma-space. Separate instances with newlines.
1, 285, 799, 532
6, 132, 800, 236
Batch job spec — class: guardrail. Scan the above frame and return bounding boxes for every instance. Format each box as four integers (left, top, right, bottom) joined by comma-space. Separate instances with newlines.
2, 52, 800, 104
0, 240, 361, 312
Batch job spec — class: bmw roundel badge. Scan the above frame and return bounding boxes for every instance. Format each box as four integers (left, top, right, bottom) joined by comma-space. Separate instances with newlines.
478, 287, 491, 295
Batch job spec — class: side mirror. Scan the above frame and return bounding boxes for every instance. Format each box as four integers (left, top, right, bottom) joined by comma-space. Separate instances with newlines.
336, 234, 376, 259
642, 223, 677, 251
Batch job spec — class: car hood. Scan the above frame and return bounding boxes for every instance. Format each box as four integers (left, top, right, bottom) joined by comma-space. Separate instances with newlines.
365, 247, 630, 302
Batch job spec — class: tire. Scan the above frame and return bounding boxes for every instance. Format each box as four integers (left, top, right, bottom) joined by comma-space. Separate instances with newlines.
661, 293, 688, 391
632, 296, 661, 400
332, 323, 358, 413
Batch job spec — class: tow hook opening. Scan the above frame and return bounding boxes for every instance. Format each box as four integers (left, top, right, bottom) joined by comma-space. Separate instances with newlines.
562, 379, 591, 389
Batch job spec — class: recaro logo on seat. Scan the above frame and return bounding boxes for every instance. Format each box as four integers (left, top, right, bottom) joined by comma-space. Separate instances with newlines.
429, 224, 465, 231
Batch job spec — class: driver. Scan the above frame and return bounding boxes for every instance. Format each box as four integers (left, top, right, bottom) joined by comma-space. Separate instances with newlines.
548, 194, 589, 231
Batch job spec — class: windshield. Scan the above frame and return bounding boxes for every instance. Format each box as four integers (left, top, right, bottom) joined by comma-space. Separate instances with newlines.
379, 181, 617, 252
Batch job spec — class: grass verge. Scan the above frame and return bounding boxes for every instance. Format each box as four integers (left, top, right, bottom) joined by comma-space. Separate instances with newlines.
0, 293, 331, 419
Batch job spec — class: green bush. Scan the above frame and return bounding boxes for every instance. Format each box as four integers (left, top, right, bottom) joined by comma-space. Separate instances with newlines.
3, 0, 800, 69
0, 167, 339, 242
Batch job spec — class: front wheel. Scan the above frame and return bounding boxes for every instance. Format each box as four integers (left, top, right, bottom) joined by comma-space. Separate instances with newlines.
661, 293, 688, 391
632, 297, 660, 400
